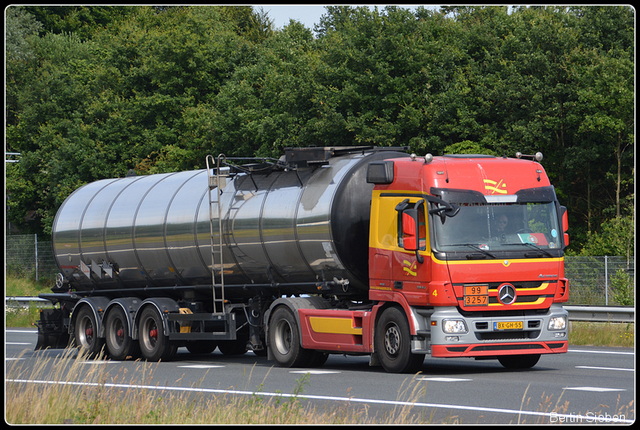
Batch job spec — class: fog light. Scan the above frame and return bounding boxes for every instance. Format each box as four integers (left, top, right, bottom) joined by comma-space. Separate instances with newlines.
445, 336, 460, 342
554, 332, 566, 338
548, 316, 567, 330
443, 319, 468, 334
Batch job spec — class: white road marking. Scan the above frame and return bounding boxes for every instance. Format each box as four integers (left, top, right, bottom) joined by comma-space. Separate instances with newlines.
575, 365, 634, 372
418, 377, 472, 382
6, 342, 32, 345
7, 378, 633, 423
568, 349, 633, 355
177, 365, 225, 369
289, 370, 341, 374
563, 386, 626, 392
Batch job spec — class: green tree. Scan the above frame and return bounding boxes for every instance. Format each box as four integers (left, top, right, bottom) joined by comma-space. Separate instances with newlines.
22, 5, 136, 40
5, 4, 634, 252
5, 6, 259, 236
5, 6, 43, 61
577, 209, 634, 259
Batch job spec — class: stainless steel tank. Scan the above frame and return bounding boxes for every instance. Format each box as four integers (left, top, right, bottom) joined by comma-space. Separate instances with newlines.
52, 149, 407, 295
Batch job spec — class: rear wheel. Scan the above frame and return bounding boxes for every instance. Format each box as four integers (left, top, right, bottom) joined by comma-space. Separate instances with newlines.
73, 306, 104, 358
498, 354, 541, 369
105, 306, 140, 360
138, 306, 177, 362
268, 306, 313, 367
375, 307, 424, 373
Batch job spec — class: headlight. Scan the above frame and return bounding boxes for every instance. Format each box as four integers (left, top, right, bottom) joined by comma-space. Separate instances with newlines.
442, 319, 468, 334
548, 316, 567, 330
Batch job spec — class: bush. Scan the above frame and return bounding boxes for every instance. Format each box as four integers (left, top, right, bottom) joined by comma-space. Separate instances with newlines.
611, 269, 634, 306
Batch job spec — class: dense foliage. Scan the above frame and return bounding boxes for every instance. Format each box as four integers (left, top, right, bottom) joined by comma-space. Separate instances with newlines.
5, 5, 634, 256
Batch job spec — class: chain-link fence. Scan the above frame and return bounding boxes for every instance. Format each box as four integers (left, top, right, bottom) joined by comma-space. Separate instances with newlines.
4, 234, 635, 305
564, 256, 634, 306
5, 234, 58, 282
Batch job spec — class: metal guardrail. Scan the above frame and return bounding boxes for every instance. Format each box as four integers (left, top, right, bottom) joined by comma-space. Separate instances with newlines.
5, 296, 52, 309
5, 297, 636, 323
563, 305, 635, 323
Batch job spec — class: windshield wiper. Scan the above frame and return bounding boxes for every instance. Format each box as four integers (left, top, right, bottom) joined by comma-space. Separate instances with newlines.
449, 243, 497, 259
504, 242, 554, 258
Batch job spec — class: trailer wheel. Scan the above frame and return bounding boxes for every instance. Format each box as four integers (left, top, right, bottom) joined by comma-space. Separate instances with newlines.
375, 307, 424, 373
138, 306, 177, 362
105, 306, 139, 360
268, 306, 312, 367
498, 354, 541, 369
73, 306, 104, 358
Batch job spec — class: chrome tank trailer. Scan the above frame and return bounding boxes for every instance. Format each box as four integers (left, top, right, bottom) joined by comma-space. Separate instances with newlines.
52, 147, 407, 297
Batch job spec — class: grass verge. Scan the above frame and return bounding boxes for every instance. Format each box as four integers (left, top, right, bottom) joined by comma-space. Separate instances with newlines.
6, 349, 452, 424
568, 321, 634, 348
7, 349, 634, 424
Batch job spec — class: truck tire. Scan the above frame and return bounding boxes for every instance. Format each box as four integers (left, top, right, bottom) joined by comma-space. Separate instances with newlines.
186, 341, 217, 355
308, 351, 329, 368
218, 330, 249, 355
498, 354, 541, 369
105, 306, 140, 360
138, 306, 177, 362
268, 306, 313, 367
73, 306, 104, 358
375, 307, 424, 373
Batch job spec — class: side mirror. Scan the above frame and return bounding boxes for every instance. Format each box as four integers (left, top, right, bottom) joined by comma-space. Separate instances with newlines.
402, 209, 424, 264
561, 206, 569, 248
402, 210, 418, 251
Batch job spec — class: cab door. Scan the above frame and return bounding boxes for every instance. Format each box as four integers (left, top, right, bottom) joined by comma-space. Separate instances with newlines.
392, 198, 431, 288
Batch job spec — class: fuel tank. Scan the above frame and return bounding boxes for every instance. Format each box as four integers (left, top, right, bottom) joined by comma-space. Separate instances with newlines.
52, 147, 408, 295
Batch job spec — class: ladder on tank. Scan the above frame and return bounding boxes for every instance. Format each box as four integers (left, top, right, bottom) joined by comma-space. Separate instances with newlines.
206, 154, 228, 316
166, 154, 236, 343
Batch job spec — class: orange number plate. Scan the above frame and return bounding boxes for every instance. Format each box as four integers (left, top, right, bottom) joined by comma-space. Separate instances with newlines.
464, 285, 488, 306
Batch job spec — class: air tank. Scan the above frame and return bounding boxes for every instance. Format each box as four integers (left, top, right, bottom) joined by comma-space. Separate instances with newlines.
52, 148, 408, 296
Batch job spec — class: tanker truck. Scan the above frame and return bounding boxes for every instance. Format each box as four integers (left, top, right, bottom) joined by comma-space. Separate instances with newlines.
36, 146, 569, 373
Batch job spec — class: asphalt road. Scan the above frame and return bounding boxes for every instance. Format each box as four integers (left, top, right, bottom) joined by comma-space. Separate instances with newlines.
6, 329, 635, 424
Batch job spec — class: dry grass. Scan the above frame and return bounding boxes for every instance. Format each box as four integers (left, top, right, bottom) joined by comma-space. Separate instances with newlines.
6, 348, 634, 424
5, 349, 445, 425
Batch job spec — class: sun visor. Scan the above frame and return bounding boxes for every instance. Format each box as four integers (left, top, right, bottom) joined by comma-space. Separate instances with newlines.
430, 188, 486, 204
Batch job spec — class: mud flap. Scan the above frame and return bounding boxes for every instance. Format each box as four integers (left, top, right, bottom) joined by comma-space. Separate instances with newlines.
35, 308, 70, 350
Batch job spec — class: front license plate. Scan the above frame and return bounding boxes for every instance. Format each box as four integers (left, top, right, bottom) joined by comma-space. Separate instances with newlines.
494, 321, 523, 330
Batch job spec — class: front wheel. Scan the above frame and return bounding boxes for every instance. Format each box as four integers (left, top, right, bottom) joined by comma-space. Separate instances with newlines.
138, 306, 177, 362
498, 354, 541, 369
375, 307, 424, 373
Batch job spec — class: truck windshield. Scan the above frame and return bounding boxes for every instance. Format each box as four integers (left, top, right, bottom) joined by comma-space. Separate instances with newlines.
431, 200, 561, 253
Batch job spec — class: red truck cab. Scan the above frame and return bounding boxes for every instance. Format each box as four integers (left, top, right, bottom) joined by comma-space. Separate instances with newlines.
367, 152, 569, 370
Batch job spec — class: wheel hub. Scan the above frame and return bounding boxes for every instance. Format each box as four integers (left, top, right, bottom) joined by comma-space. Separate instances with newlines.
384, 325, 400, 356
